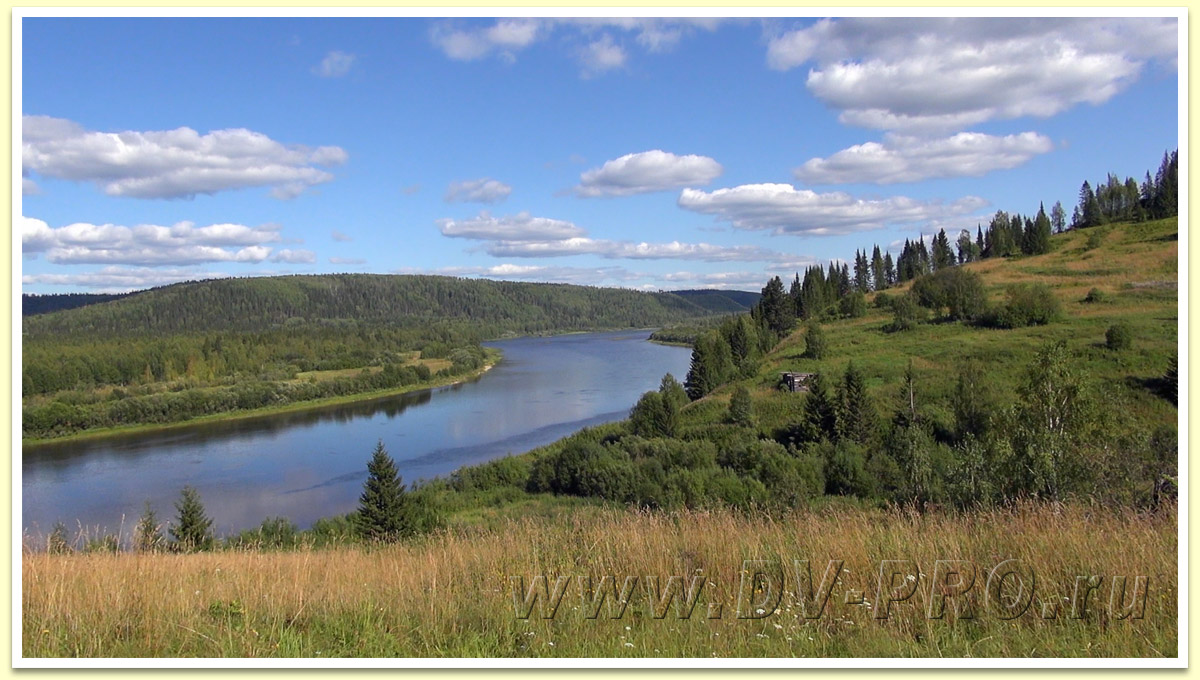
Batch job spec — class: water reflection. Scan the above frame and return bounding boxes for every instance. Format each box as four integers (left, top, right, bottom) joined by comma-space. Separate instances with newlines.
22, 331, 691, 537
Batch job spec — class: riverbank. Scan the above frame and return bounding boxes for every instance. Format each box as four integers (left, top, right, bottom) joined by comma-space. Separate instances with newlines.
22, 348, 502, 447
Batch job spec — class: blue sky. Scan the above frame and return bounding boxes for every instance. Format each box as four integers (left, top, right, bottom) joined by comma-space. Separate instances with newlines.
19, 14, 1180, 293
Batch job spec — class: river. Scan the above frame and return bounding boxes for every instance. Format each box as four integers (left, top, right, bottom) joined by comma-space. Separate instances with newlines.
21, 330, 692, 539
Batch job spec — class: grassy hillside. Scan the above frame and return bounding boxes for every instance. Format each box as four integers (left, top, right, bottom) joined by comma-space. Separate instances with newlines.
733, 217, 1177, 438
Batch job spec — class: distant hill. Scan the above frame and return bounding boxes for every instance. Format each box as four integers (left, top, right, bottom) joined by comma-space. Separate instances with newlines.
22, 274, 736, 339
667, 289, 760, 313
22, 292, 135, 317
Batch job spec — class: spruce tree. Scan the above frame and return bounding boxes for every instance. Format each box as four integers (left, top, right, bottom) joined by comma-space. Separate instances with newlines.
836, 361, 876, 445
355, 440, 411, 542
798, 372, 837, 443
171, 486, 214, 552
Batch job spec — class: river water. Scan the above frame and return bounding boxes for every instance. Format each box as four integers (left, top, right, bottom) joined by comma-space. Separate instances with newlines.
21, 330, 691, 538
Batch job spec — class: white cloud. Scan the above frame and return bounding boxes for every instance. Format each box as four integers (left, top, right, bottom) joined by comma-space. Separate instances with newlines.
22, 266, 231, 292
22, 177, 40, 195
438, 210, 796, 263
313, 50, 356, 77
579, 35, 627, 76
767, 17, 1177, 132
677, 183, 988, 236
795, 132, 1054, 185
329, 256, 367, 265
22, 115, 348, 199
430, 19, 723, 74
430, 19, 543, 61
269, 249, 316, 264
576, 150, 723, 197
397, 263, 642, 287
658, 270, 785, 290
331, 230, 353, 242
437, 211, 586, 241
486, 237, 787, 263
444, 177, 513, 204
21, 216, 295, 266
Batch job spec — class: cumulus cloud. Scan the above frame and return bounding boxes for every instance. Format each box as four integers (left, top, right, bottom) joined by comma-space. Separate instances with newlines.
579, 35, 627, 76
22, 115, 348, 199
397, 263, 643, 287
437, 211, 586, 241
269, 249, 316, 264
486, 238, 786, 263
576, 150, 723, 197
658, 270, 794, 290
677, 183, 988, 236
20, 216, 295, 266
22, 177, 40, 195
795, 132, 1054, 184
438, 210, 796, 264
331, 230, 353, 242
313, 50, 356, 77
444, 177, 513, 204
430, 19, 543, 61
767, 17, 1177, 132
22, 266, 230, 292
430, 19, 722, 75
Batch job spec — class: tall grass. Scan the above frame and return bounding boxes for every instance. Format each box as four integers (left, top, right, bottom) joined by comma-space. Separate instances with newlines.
23, 502, 1176, 658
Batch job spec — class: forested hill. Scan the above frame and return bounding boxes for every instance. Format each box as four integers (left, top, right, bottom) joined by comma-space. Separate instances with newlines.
22, 274, 737, 339
22, 292, 136, 317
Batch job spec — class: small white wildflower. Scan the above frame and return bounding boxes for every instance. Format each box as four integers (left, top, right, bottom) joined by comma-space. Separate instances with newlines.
624, 642, 634, 648
906, 574, 916, 582
548, 642, 555, 647
625, 626, 631, 631
773, 623, 783, 630
755, 608, 766, 615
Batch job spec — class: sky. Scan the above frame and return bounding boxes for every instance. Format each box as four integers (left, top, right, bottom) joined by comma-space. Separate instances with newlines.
17, 13, 1181, 294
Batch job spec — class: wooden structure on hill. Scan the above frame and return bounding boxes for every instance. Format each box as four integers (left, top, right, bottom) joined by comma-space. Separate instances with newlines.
780, 372, 815, 393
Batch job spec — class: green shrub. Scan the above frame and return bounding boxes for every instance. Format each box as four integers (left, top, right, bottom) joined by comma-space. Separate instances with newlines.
911, 267, 988, 321
839, 291, 867, 318
986, 283, 1063, 328
1106, 322, 1134, 351
1083, 287, 1107, 303
888, 293, 927, 332
728, 386, 754, 426
802, 323, 827, 359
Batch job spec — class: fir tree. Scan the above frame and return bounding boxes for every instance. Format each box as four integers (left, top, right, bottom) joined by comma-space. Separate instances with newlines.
354, 440, 414, 542
836, 361, 876, 445
799, 373, 837, 443
171, 486, 214, 552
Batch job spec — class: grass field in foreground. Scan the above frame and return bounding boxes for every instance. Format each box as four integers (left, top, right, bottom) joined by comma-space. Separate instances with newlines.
22, 502, 1176, 658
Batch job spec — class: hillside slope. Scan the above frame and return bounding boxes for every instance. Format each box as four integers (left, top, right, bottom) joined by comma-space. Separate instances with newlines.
22, 274, 729, 339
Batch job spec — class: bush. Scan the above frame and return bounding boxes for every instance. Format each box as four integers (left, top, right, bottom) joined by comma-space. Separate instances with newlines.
911, 267, 988, 321
728, 386, 754, 427
888, 293, 927, 331
985, 283, 1063, 328
1106, 322, 1133, 351
1083, 287, 1107, 303
873, 292, 893, 310
839, 291, 867, 318
802, 323, 827, 359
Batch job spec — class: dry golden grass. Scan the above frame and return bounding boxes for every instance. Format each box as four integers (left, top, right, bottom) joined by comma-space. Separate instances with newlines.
23, 502, 1176, 658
